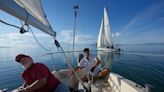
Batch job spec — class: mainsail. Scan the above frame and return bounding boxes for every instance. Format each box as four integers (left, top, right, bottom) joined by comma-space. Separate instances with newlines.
97, 7, 113, 48
0, 0, 56, 37
104, 7, 113, 47
97, 18, 104, 48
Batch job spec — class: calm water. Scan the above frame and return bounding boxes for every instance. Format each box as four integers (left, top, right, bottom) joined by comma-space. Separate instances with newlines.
0, 45, 164, 92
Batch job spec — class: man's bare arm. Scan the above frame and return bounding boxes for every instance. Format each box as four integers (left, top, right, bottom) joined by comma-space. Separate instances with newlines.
95, 57, 100, 67
25, 78, 47, 92
91, 57, 100, 72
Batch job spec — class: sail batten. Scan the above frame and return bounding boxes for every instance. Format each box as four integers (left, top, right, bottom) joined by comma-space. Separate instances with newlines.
0, 0, 56, 37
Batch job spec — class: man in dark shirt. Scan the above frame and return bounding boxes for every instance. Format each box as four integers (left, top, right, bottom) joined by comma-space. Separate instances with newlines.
15, 54, 70, 92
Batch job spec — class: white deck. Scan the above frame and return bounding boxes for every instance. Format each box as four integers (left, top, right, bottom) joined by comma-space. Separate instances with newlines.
78, 77, 111, 92
78, 73, 144, 92
52, 69, 144, 92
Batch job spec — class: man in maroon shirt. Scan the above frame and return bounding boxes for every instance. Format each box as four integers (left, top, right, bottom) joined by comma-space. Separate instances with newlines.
15, 54, 70, 92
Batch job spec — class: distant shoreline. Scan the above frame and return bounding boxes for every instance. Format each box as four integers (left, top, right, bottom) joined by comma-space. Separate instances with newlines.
0, 46, 11, 48
91, 43, 164, 46
116, 43, 164, 46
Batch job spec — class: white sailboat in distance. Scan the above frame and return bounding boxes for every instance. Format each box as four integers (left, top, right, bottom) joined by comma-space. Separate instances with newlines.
97, 7, 120, 52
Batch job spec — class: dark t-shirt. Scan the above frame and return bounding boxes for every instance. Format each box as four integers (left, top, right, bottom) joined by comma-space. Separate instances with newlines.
22, 63, 60, 92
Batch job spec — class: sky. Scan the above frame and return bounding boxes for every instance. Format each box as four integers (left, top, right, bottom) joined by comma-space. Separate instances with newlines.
0, 0, 164, 50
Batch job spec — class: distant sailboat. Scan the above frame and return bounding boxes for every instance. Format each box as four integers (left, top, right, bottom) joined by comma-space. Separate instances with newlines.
97, 7, 120, 52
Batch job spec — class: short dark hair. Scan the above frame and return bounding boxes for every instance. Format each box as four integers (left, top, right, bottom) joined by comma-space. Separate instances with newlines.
15, 54, 31, 62
83, 48, 90, 52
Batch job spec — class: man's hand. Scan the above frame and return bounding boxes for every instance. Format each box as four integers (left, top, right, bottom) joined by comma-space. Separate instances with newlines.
25, 78, 47, 92
91, 66, 96, 72
17, 88, 27, 92
67, 70, 74, 77
23, 83, 28, 88
68, 67, 80, 77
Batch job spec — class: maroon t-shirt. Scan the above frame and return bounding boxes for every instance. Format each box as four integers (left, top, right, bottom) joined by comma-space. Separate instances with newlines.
22, 63, 60, 92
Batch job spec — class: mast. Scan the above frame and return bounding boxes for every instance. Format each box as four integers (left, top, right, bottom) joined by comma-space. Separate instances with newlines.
72, 0, 78, 64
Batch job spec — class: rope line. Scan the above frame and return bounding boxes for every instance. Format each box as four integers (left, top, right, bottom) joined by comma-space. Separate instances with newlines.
54, 39, 89, 90
28, 26, 55, 51
0, 20, 21, 29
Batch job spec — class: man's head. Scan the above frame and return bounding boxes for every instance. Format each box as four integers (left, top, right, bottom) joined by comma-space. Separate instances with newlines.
15, 54, 33, 70
83, 48, 90, 58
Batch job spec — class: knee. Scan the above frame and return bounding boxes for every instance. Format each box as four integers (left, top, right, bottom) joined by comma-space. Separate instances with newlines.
103, 68, 110, 72
98, 68, 110, 78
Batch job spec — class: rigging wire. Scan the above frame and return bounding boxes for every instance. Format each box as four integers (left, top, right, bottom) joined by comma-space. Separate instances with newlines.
28, 25, 55, 51
0, 16, 55, 52
0, 19, 21, 29
54, 39, 90, 91
19, 9, 55, 51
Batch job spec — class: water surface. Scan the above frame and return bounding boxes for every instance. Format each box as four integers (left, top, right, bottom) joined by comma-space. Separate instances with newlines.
0, 44, 164, 92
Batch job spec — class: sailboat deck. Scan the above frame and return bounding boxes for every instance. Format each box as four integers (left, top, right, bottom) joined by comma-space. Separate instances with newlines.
53, 70, 143, 92
91, 80, 111, 92
78, 76, 112, 92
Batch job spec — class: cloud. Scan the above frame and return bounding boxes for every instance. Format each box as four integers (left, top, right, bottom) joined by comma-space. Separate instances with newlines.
75, 34, 95, 44
59, 30, 96, 44
0, 35, 10, 47
60, 30, 72, 43
118, 2, 164, 44
112, 32, 120, 38
121, 3, 164, 33
0, 32, 53, 47
4, 33, 49, 38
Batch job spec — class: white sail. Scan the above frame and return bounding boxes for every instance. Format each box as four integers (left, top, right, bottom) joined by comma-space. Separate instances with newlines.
103, 24, 109, 47
0, 0, 56, 37
104, 7, 113, 47
14, 0, 49, 26
97, 18, 104, 48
